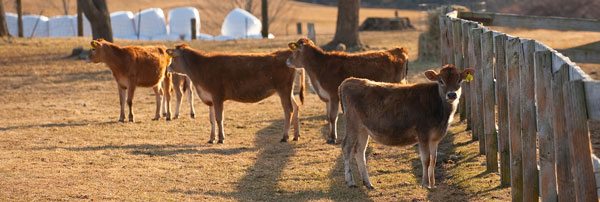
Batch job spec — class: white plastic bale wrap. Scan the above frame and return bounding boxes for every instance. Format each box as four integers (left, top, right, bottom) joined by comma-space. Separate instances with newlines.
111, 11, 137, 39
5, 13, 18, 36
49, 15, 76, 37
23, 15, 49, 37
70, 15, 92, 37
220, 8, 262, 39
134, 8, 168, 40
168, 7, 200, 41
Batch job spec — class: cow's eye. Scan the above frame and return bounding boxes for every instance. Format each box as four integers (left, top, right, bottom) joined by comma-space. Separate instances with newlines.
439, 79, 445, 85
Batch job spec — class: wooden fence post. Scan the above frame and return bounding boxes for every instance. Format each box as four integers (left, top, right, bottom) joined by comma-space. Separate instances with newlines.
469, 27, 485, 154
553, 64, 575, 201
307, 23, 316, 43
534, 50, 558, 201
439, 16, 448, 64
446, 18, 455, 65
461, 22, 472, 129
563, 79, 599, 201
296, 22, 302, 34
481, 30, 498, 172
452, 19, 466, 122
507, 37, 523, 201
191, 18, 197, 40
17, 0, 23, 37
520, 39, 538, 202
494, 34, 511, 187
468, 27, 484, 144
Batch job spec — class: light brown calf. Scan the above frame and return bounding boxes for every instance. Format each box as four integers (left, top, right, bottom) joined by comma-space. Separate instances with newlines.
286, 38, 409, 144
163, 72, 196, 119
89, 39, 172, 122
339, 64, 473, 189
166, 44, 305, 144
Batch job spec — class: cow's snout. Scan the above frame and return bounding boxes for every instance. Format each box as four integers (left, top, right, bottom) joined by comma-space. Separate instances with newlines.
447, 92, 457, 100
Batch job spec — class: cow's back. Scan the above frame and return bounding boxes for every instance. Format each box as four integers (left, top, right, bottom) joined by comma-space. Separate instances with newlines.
341, 78, 444, 145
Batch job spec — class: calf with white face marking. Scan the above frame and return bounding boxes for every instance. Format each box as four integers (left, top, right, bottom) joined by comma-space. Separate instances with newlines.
339, 65, 474, 189
166, 44, 305, 144
286, 38, 409, 144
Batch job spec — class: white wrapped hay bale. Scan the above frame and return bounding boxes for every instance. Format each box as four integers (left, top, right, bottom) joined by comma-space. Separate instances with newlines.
134, 8, 168, 40
168, 7, 200, 41
69, 15, 92, 37
23, 15, 49, 37
48, 15, 76, 37
110, 11, 137, 39
220, 8, 261, 39
5, 13, 18, 36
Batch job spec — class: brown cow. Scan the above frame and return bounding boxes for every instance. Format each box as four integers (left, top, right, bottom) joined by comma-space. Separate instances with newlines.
286, 38, 409, 144
166, 44, 305, 144
163, 72, 196, 119
89, 39, 172, 122
339, 64, 474, 189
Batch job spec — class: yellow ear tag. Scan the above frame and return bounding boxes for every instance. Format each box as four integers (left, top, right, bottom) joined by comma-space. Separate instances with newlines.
465, 73, 474, 82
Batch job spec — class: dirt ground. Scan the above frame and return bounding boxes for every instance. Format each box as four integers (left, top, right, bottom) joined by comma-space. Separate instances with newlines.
0, 31, 512, 201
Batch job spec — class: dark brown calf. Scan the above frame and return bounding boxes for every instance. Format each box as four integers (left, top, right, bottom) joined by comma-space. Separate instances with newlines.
167, 44, 305, 144
339, 64, 473, 189
286, 38, 409, 144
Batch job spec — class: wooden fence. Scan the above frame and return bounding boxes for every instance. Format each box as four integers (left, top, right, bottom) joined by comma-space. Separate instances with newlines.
441, 11, 600, 201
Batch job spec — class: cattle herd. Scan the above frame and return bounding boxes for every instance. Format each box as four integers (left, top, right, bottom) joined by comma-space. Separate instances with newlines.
88, 38, 473, 189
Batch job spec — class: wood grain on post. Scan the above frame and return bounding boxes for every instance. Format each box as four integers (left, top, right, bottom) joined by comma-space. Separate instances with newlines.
481, 30, 498, 172
439, 16, 448, 64
534, 50, 558, 202
470, 28, 485, 154
563, 79, 599, 201
507, 37, 523, 201
553, 64, 575, 201
446, 18, 455, 65
494, 34, 511, 187
552, 63, 575, 201
519, 39, 538, 202
461, 22, 474, 130
452, 19, 466, 122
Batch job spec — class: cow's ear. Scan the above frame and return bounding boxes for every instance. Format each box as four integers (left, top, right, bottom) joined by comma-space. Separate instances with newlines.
166, 49, 179, 57
424, 70, 439, 81
90, 40, 101, 48
288, 42, 298, 50
462, 68, 475, 82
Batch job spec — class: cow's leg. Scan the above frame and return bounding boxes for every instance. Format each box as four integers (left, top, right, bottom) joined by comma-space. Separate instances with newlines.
173, 85, 184, 119
278, 92, 293, 142
152, 86, 163, 121
164, 84, 172, 121
118, 85, 126, 122
428, 141, 440, 188
187, 84, 196, 119
326, 98, 340, 144
418, 140, 432, 189
354, 128, 373, 189
214, 101, 225, 144
342, 111, 359, 187
291, 96, 300, 141
208, 105, 216, 144
126, 85, 136, 122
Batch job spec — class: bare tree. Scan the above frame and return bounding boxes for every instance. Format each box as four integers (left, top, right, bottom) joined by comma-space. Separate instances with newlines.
0, 0, 9, 37
78, 0, 112, 42
324, 0, 362, 50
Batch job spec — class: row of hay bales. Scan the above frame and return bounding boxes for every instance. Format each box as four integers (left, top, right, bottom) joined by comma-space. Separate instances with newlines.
3, 7, 273, 41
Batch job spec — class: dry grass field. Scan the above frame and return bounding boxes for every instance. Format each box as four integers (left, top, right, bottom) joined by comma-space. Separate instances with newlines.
0, 30, 513, 200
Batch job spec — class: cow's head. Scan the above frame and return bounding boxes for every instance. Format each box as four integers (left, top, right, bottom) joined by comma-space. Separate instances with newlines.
88, 39, 109, 63
286, 38, 314, 69
165, 44, 189, 74
424, 64, 474, 103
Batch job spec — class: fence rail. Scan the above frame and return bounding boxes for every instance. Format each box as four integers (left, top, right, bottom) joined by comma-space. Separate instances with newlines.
441, 10, 599, 201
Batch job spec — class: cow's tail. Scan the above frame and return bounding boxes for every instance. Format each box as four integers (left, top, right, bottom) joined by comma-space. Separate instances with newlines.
339, 80, 348, 114
298, 68, 305, 104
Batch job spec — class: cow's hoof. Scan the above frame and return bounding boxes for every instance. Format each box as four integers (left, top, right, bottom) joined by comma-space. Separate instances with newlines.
166, 117, 171, 121
152, 117, 160, 121
173, 115, 179, 120
326, 139, 336, 144
129, 119, 135, 123
347, 183, 358, 188
292, 137, 299, 141
217, 139, 224, 144
118, 119, 125, 123
207, 140, 215, 144
365, 184, 375, 190
280, 138, 288, 143
190, 114, 196, 119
